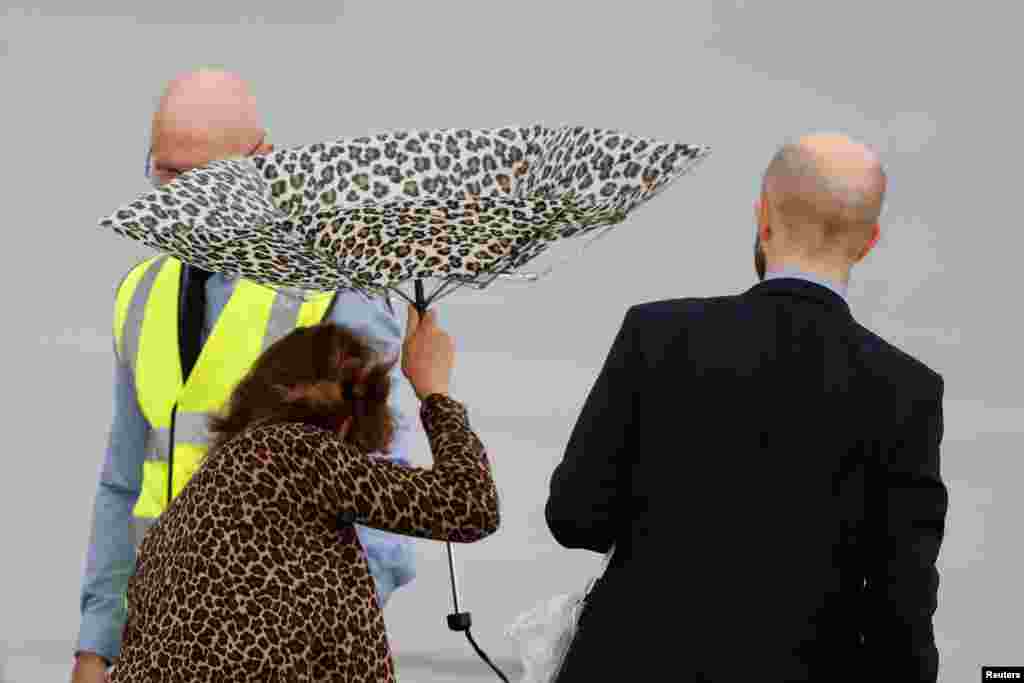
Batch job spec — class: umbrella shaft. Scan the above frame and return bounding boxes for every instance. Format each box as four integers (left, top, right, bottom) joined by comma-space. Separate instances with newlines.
415, 279, 460, 614
414, 280, 427, 313
446, 542, 461, 612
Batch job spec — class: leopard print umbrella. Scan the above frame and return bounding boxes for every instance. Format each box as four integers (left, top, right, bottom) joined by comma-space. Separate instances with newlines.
100, 125, 710, 301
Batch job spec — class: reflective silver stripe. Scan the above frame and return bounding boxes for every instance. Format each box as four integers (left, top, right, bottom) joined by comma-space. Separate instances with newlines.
121, 255, 168, 375
173, 410, 212, 446
142, 417, 209, 462
261, 291, 304, 352
132, 515, 158, 548
143, 427, 170, 462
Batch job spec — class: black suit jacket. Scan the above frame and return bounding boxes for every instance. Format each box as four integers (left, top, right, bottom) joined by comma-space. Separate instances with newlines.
546, 278, 948, 682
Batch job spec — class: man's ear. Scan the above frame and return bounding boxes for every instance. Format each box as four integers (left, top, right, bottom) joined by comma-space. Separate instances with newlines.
754, 197, 771, 232
857, 223, 881, 261
256, 142, 274, 154
754, 198, 771, 241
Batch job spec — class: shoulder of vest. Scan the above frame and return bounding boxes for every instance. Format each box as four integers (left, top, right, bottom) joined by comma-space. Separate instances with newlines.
113, 255, 178, 303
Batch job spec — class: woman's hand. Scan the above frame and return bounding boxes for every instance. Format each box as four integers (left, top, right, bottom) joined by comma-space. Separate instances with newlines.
70, 654, 109, 683
401, 304, 455, 401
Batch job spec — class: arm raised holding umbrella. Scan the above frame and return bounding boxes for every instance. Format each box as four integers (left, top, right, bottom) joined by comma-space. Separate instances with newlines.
109, 308, 498, 683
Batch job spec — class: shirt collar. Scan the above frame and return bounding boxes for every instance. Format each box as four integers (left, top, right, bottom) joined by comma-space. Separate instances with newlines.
764, 268, 848, 301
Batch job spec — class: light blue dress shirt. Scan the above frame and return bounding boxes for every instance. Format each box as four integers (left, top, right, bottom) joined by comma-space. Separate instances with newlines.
764, 267, 848, 302
76, 273, 417, 662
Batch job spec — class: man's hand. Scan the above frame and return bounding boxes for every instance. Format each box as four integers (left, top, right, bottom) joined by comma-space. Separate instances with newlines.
71, 653, 109, 683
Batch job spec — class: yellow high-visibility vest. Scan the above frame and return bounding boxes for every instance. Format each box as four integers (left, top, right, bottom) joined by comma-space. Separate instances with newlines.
113, 255, 335, 542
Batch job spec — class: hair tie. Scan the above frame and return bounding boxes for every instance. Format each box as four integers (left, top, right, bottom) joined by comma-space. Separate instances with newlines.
343, 383, 367, 401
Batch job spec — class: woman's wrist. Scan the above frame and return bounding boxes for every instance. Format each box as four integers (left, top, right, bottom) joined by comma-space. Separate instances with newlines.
74, 651, 111, 669
417, 386, 449, 401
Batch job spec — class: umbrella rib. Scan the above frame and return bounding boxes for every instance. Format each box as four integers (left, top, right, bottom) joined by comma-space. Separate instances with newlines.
431, 275, 470, 303
411, 233, 536, 307
387, 285, 418, 309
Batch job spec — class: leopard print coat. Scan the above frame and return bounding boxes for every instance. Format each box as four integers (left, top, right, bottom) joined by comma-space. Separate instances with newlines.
110, 394, 499, 683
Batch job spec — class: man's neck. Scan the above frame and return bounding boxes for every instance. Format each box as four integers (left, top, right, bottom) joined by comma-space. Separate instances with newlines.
767, 260, 849, 289
764, 264, 849, 301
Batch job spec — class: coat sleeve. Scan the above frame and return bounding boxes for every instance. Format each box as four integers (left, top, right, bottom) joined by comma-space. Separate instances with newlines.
280, 394, 500, 543
862, 373, 948, 682
545, 306, 644, 554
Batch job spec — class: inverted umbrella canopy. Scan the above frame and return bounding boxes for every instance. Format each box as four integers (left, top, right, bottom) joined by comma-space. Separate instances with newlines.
100, 124, 710, 307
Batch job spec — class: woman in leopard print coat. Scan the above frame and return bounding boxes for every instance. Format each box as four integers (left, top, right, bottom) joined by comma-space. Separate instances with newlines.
110, 306, 499, 683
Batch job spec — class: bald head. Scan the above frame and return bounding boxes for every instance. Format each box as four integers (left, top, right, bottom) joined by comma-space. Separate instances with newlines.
760, 133, 886, 263
149, 69, 270, 185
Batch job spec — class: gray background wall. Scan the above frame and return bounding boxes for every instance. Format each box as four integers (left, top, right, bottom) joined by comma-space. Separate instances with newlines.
1, 1, 1021, 681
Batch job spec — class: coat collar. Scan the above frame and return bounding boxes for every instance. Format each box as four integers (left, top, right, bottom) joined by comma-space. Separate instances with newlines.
744, 277, 852, 316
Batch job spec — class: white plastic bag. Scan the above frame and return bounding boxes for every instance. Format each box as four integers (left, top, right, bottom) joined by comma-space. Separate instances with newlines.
504, 591, 585, 683
505, 546, 616, 682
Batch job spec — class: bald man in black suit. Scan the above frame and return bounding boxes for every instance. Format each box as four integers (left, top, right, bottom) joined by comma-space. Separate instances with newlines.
547, 133, 948, 682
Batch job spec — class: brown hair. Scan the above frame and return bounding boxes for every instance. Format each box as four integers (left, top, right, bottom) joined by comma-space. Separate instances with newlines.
206, 322, 396, 460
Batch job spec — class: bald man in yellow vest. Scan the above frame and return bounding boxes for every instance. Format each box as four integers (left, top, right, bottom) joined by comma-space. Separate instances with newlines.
72, 69, 417, 682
